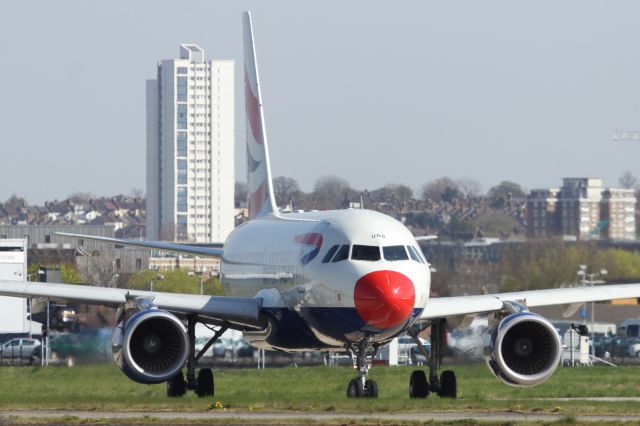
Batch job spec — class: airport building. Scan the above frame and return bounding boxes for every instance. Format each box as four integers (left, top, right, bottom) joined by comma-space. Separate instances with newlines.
146, 44, 235, 243
526, 178, 636, 240
0, 225, 150, 277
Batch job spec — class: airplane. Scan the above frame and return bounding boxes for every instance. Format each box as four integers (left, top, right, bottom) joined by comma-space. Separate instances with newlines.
3, 11, 640, 399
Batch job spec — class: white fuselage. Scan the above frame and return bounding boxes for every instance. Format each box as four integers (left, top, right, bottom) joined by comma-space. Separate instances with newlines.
220, 209, 431, 351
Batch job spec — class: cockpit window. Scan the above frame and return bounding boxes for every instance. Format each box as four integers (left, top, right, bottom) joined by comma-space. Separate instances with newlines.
383, 245, 408, 261
322, 245, 340, 263
414, 245, 427, 263
331, 245, 350, 263
407, 245, 422, 263
351, 245, 381, 261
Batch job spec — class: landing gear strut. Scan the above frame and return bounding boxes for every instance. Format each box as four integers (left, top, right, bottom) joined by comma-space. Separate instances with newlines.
167, 316, 226, 398
408, 319, 457, 399
346, 340, 379, 398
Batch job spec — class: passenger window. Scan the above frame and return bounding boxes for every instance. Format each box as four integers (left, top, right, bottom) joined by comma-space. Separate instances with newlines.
332, 245, 350, 263
407, 245, 422, 263
383, 245, 408, 261
322, 245, 340, 263
351, 245, 381, 261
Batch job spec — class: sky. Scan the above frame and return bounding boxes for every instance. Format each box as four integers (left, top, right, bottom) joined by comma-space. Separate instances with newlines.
2, 0, 640, 204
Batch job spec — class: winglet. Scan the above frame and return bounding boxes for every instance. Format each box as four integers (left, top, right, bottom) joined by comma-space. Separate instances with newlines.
243, 11, 279, 220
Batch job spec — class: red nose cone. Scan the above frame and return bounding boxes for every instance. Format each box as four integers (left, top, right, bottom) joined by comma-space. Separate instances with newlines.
354, 270, 415, 329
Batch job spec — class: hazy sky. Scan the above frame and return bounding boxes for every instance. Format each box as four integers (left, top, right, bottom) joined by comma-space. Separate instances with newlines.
2, 1, 640, 204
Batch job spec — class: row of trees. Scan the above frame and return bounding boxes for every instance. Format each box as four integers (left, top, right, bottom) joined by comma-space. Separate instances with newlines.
28, 260, 224, 296
427, 241, 640, 296
6, 171, 638, 212
235, 175, 529, 211
499, 242, 640, 292
237, 169, 640, 210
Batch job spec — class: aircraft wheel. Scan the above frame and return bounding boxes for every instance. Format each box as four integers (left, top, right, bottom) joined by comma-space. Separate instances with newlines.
365, 379, 378, 398
409, 370, 429, 398
438, 370, 457, 398
346, 378, 363, 398
167, 371, 186, 397
196, 368, 215, 397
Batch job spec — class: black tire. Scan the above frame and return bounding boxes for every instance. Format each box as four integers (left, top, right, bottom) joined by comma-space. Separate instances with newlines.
438, 370, 457, 398
346, 378, 363, 398
167, 371, 186, 397
196, 368, 215, 397
409, 370, 429, 398
365, 379, 378, 398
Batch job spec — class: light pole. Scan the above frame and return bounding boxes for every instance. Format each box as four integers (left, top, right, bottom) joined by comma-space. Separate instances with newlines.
200, 265, 207, 295
149, 266, 164, 291
577, 265, 607, 354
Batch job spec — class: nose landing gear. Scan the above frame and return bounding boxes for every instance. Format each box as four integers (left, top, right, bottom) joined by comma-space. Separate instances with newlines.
408, 319, 457, 399
346, 340, 379, 398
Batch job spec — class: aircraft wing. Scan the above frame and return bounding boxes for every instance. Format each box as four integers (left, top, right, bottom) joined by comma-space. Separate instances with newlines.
55, 232, 224, 258
0, 279, 264, 329
420, 283, 640, 320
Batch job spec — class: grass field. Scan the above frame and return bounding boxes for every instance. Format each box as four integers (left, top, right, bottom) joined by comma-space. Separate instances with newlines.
1, 363, 640, 416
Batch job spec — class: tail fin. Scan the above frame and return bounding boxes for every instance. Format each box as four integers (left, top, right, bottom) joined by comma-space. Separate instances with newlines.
243, 11, 279, 220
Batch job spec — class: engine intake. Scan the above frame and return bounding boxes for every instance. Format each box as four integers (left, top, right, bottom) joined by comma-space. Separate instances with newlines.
485, 312, 561, 387
112, 310, 189, 384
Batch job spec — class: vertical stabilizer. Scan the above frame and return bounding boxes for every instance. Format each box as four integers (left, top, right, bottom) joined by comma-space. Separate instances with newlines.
243, 11, 279, 219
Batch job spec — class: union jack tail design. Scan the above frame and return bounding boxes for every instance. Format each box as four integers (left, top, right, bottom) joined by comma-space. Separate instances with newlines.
243, 11, 278, 220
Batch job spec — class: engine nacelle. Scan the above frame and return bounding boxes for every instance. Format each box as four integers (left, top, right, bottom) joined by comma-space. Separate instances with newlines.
112, 309, 189, 384
485, 312, 562, 387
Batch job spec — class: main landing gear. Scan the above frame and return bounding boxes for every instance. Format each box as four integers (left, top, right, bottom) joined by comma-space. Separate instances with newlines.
167, 316, 227, 398
408, 319, 457, 399
346, 340, 379, 398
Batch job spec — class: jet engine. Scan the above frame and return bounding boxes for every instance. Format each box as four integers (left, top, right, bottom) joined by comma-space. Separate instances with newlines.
485, 312, 562, 387
112, 309, 189, 384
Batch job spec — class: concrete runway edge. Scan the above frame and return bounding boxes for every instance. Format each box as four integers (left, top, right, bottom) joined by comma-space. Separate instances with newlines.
1, 409, 640, 423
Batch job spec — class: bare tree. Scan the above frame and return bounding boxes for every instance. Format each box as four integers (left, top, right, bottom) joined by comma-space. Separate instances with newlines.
619, 171, 639, 189
273, 176, 300, 207
4, 193, 27, 208
129, 188, 144, 198
76, 252, 119, 288
384, 184, 413, 209
313, 175, 352, 209
457, 178, 483, 198
421, 177, 460, 202
67, 192, 95, 203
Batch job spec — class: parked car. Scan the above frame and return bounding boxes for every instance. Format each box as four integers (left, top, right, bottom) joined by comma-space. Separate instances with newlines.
194, 336, 214, 358
212, 339, 230, 357
236, 341, 255, 357
449, 325, 490, 360
397, 334, 431, 364
618, 319, 640, 338
0, 337, 41, 363
592, 334, 615, 358
626, 338, 640, 358
609, 336, 640, 360
48, 328, 112, 362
